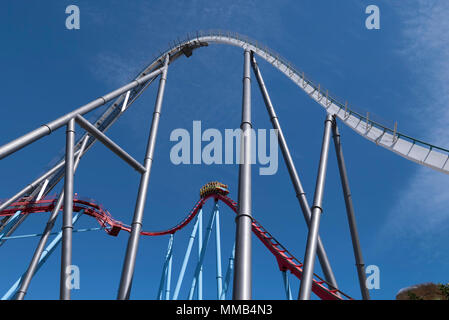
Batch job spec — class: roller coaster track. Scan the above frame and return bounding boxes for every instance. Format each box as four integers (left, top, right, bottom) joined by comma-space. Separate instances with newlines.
2, 30, 444, 211
0, 194, 352, 300
2, 30, 442, 300
136, 30, 449, 175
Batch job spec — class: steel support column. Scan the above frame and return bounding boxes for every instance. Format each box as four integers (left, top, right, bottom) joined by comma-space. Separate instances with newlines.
281, 271, 293, 300
215, 202, 223, 299
233, 49, 253, 300
198, 204, 203, 300
298, 114, 333, 300
332, 118, 370, 300
251, 54, 338, 289
15, 135, 89, 300
172, 209, 201, 300
157, 234, 174, 300
117, 55, 170, 300
220, 244, 235, 300
165, 246, 173, 300
60, 118, 75, 300
188, 203, 217, 300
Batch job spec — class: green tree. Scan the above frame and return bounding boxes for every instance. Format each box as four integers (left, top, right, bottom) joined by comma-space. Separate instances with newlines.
407, 292, 423, 300
438, 283, 449, 300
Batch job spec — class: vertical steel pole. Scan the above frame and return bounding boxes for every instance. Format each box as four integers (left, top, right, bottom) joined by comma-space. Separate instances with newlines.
220, 244, 235, 300
60, 118, 75, 300
15, 136, 89, 300
298, 114, 333, 300
198, 204, 203, 300
157, 234, 174, 300
188, 205, 217, 300
173, 210, 201, 300
215, 202, 223, 299
251, 55, 338, 290
281, 271, 293, 300
165, 234, 174, 300
117, 55, 170, 300
332, 119, 370, 300
233, 49, 253, 300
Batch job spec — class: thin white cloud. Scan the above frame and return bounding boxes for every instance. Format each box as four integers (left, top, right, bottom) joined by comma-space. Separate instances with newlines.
384, 1, 449, 237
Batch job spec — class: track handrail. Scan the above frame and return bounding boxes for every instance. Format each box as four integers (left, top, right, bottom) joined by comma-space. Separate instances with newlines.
131, 30, 449, 175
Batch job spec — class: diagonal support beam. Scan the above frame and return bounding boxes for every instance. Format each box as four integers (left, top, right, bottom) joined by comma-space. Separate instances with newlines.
172, 209, 201, 300
299, 113, 333, 300
75, 114, 146, 174
332, 118, 370, 300
188, 202, 218, 300
281, 271, 293, 300
0, 66, 165, 160
250, 54, 338, 290
117, 55, 170, 300
220, 244, 235, 300
157, 234, 174, 300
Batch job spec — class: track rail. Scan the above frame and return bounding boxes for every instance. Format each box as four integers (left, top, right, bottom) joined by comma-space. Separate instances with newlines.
131, 30, 449, 175
3, 30, 446, 214
2, 30, 446, 246
0, 194, 352, 300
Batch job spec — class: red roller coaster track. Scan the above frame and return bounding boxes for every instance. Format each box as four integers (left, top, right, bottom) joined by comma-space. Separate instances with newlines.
0, 194, 352, 300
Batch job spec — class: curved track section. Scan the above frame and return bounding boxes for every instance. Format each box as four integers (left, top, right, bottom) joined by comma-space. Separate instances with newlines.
3, 31, 446, 227
0, 194, 352, 300
130, 31, 449, 175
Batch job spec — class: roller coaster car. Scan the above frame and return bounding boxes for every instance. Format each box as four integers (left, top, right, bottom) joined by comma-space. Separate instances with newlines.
19, 196, 33, 203
107, 224, 121, 237
199, 181, 229, 198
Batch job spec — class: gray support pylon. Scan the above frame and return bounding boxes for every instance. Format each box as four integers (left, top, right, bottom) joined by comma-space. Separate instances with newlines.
298, 114, 333, 300
331, 118, 370, 300
250, 55, 338, 289
60, 118, 75, 300
15, 135, 89, 300
0, 67, 164, 160
117, 55, 170, 300
232, 49, 253, 300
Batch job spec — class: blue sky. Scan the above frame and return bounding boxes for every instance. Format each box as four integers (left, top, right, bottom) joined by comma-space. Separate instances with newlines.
1, 0, 449, 300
